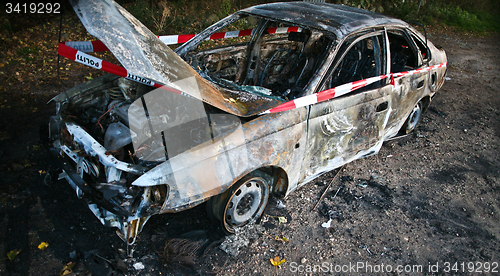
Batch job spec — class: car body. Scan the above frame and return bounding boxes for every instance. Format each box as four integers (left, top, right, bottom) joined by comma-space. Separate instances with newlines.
48, 0, 446, 242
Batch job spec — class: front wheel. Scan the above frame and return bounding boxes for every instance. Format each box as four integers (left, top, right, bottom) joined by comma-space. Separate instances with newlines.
208, 175, 270, 233
402, 101, 423, 134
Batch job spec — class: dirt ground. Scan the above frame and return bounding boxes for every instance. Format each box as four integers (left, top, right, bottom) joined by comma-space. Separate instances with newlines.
0, 16, 499, 276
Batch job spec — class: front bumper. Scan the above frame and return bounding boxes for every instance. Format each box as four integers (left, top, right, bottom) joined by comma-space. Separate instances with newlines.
49, 120, 166, 243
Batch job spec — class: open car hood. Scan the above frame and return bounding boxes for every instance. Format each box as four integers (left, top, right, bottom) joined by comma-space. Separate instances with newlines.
69, 0, 284, 117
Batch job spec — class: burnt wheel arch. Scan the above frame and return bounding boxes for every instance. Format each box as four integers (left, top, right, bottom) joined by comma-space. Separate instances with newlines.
205, 167, 288, 233
207, 174, 269, 233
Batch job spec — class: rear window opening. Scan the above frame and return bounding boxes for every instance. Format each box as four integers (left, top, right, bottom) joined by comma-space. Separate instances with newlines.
412, 34, 430, 62
388, 31, 419, 73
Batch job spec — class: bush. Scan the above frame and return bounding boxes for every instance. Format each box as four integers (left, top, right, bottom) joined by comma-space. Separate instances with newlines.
122, 0, 498, 35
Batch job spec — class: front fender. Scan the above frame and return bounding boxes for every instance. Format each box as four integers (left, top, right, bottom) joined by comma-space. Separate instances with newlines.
132, 108, 307, 212
131, 120, 249, 212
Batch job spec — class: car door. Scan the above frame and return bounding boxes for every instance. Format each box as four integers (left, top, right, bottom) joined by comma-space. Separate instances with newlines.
384, 29, 428, 137
299, 31, 392, 185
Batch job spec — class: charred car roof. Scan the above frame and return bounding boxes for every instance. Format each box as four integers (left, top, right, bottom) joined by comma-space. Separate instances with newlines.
241, 2, 408, 39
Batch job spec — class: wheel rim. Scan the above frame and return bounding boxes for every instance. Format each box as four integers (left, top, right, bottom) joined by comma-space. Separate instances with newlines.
224, 177, 269, 230
406, 102, 422, 133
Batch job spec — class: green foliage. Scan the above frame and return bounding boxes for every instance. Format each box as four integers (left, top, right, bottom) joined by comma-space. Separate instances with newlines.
383, 0, 421, 20
342, 0, 377, 11
439, 6, 483, 30
123, 0, 497, 36
125, 0, 221, 36
1, 19, 12, 35
218, 0, 233, 19
431, 5, 500, 32
127, 1, 156, 31
17, 46, 40, 57
344, 0, 499, 34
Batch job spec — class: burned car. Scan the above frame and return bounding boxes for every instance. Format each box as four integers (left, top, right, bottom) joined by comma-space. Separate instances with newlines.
48, 0, 446, 243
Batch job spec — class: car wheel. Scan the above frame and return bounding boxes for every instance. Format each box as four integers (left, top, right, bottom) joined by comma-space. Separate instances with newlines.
403, 101, 423, 134
210, 175, 270, 234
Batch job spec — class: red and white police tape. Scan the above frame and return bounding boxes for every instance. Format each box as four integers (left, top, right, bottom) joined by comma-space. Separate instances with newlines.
64, 27, 302, 53
59, 43, 187, 96
59, 42, 446, 114
261, 62, 447, 114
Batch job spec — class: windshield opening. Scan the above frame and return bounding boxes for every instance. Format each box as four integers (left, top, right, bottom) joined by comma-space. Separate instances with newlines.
183, 15, 333, 101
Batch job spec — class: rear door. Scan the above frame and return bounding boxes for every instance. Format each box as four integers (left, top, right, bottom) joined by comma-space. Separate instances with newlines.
384, 29, 428, 137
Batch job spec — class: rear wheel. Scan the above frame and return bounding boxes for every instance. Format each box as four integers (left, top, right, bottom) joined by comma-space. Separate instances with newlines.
208, 175, 270, 233
402, 101, 423, 134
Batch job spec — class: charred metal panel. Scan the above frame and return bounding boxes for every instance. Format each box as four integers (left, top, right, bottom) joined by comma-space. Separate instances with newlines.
385, 72, 426, 136
131, 107, 308, 211
299, 86, 392, 185
64, 123, 147, 174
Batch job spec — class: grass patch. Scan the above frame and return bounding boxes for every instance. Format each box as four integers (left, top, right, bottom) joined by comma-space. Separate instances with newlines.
427, 5, 500, 33
16, 46, 40, 57
380, 0, 499, 34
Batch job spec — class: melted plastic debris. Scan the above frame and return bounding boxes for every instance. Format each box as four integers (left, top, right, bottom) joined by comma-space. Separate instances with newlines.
321, 218, 333, 228
133, 262, 145, 270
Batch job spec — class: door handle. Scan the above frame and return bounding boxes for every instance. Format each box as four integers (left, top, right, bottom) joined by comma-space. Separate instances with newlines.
376, 101, 388, 112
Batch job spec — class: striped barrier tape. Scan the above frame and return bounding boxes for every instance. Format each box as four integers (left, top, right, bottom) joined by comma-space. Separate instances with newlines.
59, 42, 446, 115
261, 62, 447, 114
64, 26, 303, 53
58, 42, 185, 96
64, 40, 108, 53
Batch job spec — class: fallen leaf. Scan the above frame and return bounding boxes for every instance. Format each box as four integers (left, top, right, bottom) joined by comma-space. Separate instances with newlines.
38, 242, 49, 250
270, 256, 285, 266
277, 216, 287, 225
273, 235, 289, 243
7, 249, 21, 261
60, 262, 75, 276
270, 256, 286, 275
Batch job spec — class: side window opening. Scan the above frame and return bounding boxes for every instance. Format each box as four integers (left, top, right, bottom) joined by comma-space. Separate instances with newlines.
327, 34, 384, 93
388, 31, 419, 72
412, 34, 430, 62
